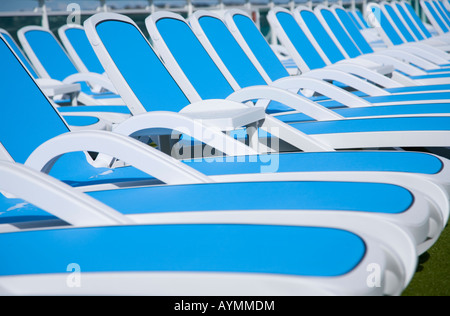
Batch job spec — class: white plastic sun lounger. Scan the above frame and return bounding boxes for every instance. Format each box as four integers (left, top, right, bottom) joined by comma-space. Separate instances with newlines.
0, 162, 413, 296
188, 8, 450, 113
0, 30, 448, 263
17, 25, 124, 106
0, 35, 436, 295
269, 6, 450, 86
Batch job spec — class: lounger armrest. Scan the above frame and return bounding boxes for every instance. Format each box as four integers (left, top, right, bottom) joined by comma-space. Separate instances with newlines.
63, 72, 118, 94
112, 110, 259, 157
270, 76, 373, 108
303, 69, 390, 97
226, 85, 342, 120
25, 130, 211, 185
0, 161, 132, 227
327, 63, 403, 88
403, 43, 450, 63
370, 50, 440, 73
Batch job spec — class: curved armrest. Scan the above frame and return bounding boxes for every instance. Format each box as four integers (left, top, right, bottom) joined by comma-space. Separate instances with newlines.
112, 110, 258, 157
365, 52, 431, 75
0, 161, 132, 227
328, 63, 403, 88
63, 72, 118, 94
25, 130, 211, 185
303, 69, 390, 97
226, 85, 343, 120
271, 76, 373, 108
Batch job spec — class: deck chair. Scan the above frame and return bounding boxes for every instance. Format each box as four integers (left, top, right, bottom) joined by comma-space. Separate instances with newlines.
381, 1, 450, 49
366, 1, 450, 60
269, 6, 450, 86
0, 39, 432, 296
81, 13, 446, 154
58, 24, 108, 75
0, 161, 414, 296
17, 25, 124, 106
0, 29, 448, 262
0, 28, 130, 124
398, 1, 450, 42
0, 28, 82, 104
152, 9, 450, 122
421, 0, 450, 34
221, 8, 450, 105
334, 3, 450, 66
315, 4, 450, 74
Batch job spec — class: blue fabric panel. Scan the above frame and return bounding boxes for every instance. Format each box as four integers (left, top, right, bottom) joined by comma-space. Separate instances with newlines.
275, 11, 327, 69
335, 8, 374, 54
63, 116, 99, 126
0, 195, 55, 224
434, 1, 450, 28
437, 1, 450, 21
299, 10, 346, 63
334, 102, 450, 117
89, 181, 413, 215
411, 72, 450, 79
95, 20, 191, 112
197, 16, 267, 87
301, 11, 345, 64
0, 224, 366, 277
404, 2, 432, 38
185, 151, 443, 175
348, 10, 363, 29
425, 1, 449, 32
1, 32, 39, 78
395, 3, 425, 40
0, 37, 70, 163
155, 18, 235, 99
232, 14, 290, 81
57, 105, 131, 114
385, 83, 450, 93
355, 10, 370, 28
384, 4, 416, 42
23, 30, 79, 80
319, 9, 362, 58
292, 116, 450, 134
371, 6, 404, 45
64, 28, 105, 74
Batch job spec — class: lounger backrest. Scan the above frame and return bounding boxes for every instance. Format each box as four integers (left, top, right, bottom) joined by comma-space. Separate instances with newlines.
84, 13, 191, 114
0, 35, 70, 164
433, 0, 450, 27
393, 2, 426, 40
294, 8, 346, 64
382, 2, 416, 42
0, 29, 39, 79
348, 10, 364, 29
147, 12, 236, 100
422, 0, 449, 33
333, 6, 375, 54
368, 3, 405, 45
436, 0, 450, 21
402, 1, 433, 38
225, 10, 291, 81
355, 9, 370, 28
315, 6, 362, 59
192, 12, 268, 89
18, 26, 79, 81
267, 8, 328, 72
59, 25, 105, 74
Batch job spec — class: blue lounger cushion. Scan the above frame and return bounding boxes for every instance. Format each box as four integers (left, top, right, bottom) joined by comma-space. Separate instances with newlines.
43, 150, 444, 187
58, 105, 130, 114
0, 224, 366, 277
0, 180, 414, 224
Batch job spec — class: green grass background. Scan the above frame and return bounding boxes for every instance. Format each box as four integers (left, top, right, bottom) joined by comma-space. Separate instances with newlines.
402, 224, 449, 296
